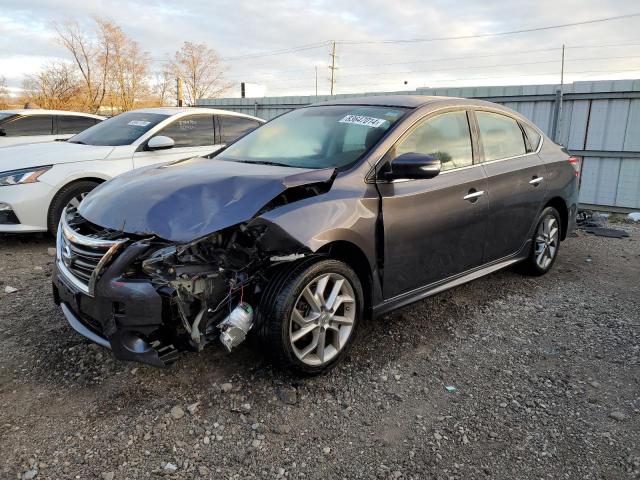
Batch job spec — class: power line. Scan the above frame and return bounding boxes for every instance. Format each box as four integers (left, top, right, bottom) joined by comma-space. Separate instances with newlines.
186, 14, 640, 64
250, 54, 640, 86
221, 41, 330, 61
336, 13, 640, 45
261, 67, 640, 92
226, 40, 640, 82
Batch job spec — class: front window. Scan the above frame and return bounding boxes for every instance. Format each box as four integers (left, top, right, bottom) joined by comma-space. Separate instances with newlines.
68, 112, 169, 146
217, 105, 407, 169
392, 111, 473, 171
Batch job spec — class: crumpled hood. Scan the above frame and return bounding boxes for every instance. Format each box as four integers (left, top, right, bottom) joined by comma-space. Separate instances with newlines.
0, 141, 114, 172
79, 157, 335, 242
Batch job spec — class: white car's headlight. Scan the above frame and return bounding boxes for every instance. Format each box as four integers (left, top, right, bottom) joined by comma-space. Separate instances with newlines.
0, 166, 52, 187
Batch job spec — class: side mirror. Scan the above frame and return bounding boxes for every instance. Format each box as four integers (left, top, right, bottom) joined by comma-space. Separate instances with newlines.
382, 152, 441, 180
147, 135, 175, 151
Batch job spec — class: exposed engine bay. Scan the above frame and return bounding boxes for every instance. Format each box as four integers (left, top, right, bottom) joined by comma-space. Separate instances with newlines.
138, 218, 309, 353
53, 170, 335, 366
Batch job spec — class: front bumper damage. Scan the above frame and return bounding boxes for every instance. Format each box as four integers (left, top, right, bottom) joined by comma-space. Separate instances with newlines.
52, 208, 314, 367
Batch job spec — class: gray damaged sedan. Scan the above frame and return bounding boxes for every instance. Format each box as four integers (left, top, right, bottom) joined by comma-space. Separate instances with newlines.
52, 96, 580, 374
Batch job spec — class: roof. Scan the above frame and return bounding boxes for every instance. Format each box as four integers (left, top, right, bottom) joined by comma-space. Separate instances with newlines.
313, 95, 451, 108
0, 109, 104, 119
311, 95, 511, 111
132, 106, 263, 121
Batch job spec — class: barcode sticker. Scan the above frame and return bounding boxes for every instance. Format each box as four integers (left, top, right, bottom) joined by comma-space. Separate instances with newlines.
339, 115, 387, 128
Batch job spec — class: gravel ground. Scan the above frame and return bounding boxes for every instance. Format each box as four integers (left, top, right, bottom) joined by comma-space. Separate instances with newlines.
0, 224, 639, 480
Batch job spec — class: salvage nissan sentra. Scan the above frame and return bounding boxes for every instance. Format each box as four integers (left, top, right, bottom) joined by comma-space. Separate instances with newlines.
52, 96, 579, 374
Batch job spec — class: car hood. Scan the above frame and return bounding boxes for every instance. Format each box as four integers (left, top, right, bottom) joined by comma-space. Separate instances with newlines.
0, 142, 115, 172
79, 157, 336, 242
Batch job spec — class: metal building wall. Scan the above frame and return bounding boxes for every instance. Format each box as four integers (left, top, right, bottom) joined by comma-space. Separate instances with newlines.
198, 80, 640, 211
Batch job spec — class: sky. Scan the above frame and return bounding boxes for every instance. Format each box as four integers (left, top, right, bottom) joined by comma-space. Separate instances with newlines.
1, 0, 640, 98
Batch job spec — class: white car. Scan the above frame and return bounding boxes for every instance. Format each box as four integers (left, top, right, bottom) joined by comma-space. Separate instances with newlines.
0, 109, 104, 147
0, 107, 264, 233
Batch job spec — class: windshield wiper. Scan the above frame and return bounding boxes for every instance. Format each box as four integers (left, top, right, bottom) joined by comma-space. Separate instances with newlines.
237, 160, 287, 167
68, 140, 87, 145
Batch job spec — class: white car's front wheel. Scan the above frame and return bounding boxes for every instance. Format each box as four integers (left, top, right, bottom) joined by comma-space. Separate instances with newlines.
47, 180, 100, 234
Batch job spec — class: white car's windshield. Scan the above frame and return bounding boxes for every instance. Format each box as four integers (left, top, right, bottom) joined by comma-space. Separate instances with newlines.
218, 105, 407, 169
68, 112, 169, 146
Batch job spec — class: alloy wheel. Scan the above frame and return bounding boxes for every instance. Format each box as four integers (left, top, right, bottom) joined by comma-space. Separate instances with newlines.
289, 273, 356, 366
534, 214, 559, 269
66, 192, 88, 211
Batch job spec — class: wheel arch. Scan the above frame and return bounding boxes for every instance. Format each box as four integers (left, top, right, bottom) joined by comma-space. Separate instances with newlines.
543, 196, 569, 240
47, 177, 107, 223
316, 240, 374, 316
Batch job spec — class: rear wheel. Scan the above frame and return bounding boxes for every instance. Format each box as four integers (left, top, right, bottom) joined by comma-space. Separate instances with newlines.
47, 180, 100, 235
520, 206, 561, 276
255, 258, 363, 375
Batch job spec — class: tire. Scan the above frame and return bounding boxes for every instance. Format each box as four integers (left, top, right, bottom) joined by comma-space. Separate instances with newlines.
255, 258, 363, 375
47, 180, 100, 235
520, 206, 562, 276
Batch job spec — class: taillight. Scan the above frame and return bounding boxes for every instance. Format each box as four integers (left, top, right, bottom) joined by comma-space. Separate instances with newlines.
568, 156, 581, 177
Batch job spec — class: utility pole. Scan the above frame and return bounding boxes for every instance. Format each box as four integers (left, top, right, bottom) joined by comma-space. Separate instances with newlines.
555, 44, 566, 143
560, 44, 565, 90
176, 77, 184, 107
329, 41, 337, 96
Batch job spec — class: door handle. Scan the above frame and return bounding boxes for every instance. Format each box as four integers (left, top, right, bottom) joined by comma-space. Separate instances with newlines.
463, 190, 485, 201
529, 176, 544, 185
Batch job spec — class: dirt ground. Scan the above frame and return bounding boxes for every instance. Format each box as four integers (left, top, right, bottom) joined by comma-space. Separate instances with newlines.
0, 223, 638, 480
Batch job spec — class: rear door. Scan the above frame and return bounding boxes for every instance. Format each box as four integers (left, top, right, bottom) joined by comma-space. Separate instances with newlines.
473, 110, 547, 262
378, 109, 488, 299
133, 114, 222, 169
0, 115, 55, 146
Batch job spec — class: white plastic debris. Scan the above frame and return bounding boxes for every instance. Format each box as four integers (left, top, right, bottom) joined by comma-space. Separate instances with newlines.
4, 286, 18, 294
627, 212, 640, 222
444, 385, 457, 393
218, 302, 254, 352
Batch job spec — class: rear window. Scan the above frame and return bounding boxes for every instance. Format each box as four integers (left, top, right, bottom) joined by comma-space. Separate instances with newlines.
0, 115, 54, 137
521, 122, 542, 152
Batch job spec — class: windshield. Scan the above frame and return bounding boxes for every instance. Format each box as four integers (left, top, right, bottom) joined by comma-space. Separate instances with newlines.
68, 112, 169, 146
217, 105, 407, 169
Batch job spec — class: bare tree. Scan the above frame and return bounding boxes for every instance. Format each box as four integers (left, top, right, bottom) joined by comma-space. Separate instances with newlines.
152, 69, 174, 106
100, 19, 150, 112
55, 19, 109, 113
169, 42, 229, 105
54, 17, 151, 113
23, 63, 83, 110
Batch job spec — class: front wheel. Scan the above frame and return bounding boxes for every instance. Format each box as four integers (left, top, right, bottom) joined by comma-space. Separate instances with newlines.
47, 180, 100, 235
255, 258, 363, 375
520, 206, 561, 276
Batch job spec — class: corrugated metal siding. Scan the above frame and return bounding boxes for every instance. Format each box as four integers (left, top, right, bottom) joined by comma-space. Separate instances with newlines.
198, 79, 640, 210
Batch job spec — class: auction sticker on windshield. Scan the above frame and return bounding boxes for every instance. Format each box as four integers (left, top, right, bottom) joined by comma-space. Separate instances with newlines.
339, 115, 388, 128
128, 120, 151, 127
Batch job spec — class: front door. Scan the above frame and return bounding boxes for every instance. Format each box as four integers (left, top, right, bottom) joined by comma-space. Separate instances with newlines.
378, 110, 488, 300
473, 110, 548, 262
133, 114, 223, 169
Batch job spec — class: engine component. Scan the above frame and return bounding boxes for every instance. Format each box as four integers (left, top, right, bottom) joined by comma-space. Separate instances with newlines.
218, 302, 254, 352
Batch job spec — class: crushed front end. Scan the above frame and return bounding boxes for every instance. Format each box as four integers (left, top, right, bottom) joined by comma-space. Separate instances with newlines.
52, 208, 308, 367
